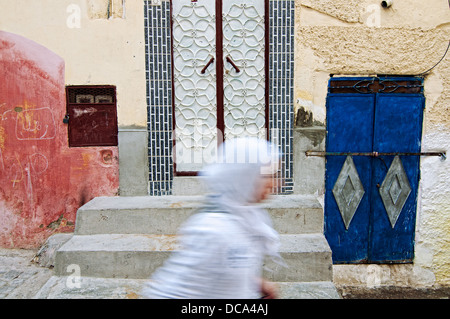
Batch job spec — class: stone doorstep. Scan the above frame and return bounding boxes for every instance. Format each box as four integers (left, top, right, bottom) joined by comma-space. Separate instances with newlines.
34, 276, 340, 299
172, 176, 207, 196
74, 194, 324, 235
79, 194, 322, 211
54, 233, 332, 282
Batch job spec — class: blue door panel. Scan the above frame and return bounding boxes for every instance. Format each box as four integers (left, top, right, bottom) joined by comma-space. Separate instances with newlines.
370, 156, 418, 262
326, 94, 375, 153
369, 94, 424, 262
325, 94, 375, 263
373, 94, 424, 153
325, 156, 371, 262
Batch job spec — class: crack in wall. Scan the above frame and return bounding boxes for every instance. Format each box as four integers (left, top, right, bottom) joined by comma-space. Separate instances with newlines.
300, 0, 362, 24
87, 0, 126, 20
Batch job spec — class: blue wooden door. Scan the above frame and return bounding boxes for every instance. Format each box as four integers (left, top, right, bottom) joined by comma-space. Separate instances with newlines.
324, 77, 424, 263
369, 94, 424, 262
325, 93, 375, 263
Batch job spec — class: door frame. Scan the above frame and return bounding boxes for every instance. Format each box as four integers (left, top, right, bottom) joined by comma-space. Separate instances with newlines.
169, 0, 270, 176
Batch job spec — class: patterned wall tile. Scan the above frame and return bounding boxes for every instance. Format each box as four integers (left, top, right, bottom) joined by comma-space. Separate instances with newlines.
145, 0, 173, 195
268, 0, 295, 194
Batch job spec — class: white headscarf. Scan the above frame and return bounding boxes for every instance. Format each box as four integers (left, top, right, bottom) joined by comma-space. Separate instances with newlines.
200, 137, 284, 265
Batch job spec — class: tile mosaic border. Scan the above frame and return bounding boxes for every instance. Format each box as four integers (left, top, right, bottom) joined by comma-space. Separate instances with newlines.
145, 0, 173, 195
268, 0, 294, 194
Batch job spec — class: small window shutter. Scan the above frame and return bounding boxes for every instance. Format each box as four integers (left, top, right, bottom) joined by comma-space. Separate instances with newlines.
65, 86, 118, 147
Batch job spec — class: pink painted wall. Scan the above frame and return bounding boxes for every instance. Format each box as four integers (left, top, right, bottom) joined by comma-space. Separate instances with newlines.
0, 31, 119, 248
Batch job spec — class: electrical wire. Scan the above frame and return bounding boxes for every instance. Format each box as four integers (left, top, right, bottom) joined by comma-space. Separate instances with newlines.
416, 40, 450, 76
416, 0, 450, 76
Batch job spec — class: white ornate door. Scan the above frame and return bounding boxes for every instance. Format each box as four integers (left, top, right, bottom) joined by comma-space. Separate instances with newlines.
223, 0, 266, 141
172, 0, 266, 173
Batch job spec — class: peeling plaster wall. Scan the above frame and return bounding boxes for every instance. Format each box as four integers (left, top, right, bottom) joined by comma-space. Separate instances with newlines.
419, 57, 450, 285
87, 0, 126, 19
0, 0, 146, 129
294, 0, 450, 286
0, 31, 119, 248
298, 27, 448, 75
0, 0, 149, 197
0, 0, 145, 247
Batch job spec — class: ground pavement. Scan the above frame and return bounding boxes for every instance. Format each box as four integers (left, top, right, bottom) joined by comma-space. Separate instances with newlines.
1, 248, 449, 299
0, 247, 340, 299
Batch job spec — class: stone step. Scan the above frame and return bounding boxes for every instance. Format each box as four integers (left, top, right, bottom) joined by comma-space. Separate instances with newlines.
54, 233, 332, 282
74, 195, 324, 235
172, 176, 207, 196
34, 276, 340, 299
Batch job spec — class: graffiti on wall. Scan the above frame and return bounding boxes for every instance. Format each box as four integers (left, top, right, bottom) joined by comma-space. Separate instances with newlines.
0, 31, 119, 248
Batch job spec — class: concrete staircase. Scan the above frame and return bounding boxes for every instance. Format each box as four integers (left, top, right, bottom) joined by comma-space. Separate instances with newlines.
37, 178, 339, 299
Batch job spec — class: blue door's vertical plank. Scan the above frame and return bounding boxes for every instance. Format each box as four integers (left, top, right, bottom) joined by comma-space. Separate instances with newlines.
325, 93, 375, 263
370, 94, 424, 262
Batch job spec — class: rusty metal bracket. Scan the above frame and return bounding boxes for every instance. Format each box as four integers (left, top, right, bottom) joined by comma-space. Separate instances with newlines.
328, 77, 424, 94
305, 151, 447, 161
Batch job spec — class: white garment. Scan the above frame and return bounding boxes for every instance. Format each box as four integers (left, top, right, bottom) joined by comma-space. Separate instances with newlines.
141, 137, 283, 299
141, 212, 265, 299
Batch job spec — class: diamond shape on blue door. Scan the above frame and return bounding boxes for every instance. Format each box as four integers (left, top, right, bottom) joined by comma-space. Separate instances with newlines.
332, 156, 365, 230
379, 156, 411, 228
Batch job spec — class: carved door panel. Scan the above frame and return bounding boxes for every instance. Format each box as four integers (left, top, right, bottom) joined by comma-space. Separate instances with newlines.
172, 0, 266, 173
172, 0, 217, 172
222, 0, 266, 141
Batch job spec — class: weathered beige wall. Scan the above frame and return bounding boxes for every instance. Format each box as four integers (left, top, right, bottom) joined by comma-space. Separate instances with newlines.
0, 0, 147, 128
294, 0, 450, 286
419, 58, 450, 285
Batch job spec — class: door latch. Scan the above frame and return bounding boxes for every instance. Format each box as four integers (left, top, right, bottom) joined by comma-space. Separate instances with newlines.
305, 151, 447, 161
63, 114, 69, 124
